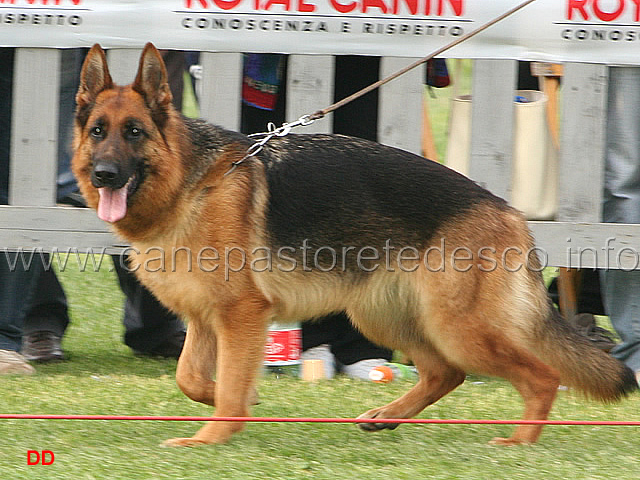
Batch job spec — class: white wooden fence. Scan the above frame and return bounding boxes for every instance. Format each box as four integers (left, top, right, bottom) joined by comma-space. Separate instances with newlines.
1, 48, 637, 269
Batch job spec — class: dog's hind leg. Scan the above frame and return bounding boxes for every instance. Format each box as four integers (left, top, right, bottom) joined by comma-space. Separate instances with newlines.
357, 346, 466, 431
437, 321, 560, 445
164, 295, 271, 447
484, 352, 560, 446
174, 319, 217, 407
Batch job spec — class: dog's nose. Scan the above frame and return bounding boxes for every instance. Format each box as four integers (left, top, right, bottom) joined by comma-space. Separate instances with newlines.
92, 162, 120, 187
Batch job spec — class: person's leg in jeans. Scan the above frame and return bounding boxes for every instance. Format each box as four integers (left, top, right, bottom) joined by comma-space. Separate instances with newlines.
21, 264, 69, 362
601, 67, 640, 380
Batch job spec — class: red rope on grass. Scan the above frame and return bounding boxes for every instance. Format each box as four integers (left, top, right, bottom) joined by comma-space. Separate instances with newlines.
1, 414, 640, 426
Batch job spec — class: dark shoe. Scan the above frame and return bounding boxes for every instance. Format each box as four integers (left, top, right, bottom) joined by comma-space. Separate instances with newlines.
21, 331, 65, 362
570, 313, 617, 352
133, 330, 185, 359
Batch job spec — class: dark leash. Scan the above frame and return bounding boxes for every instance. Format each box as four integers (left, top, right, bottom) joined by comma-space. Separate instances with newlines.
225, 0, 538, 176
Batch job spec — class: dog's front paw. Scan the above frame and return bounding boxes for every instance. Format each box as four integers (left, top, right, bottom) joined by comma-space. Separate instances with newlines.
356, 410, 400, 432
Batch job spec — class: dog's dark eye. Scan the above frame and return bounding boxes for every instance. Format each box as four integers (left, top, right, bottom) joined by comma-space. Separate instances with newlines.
125, 126, 143, 140
90, 126, 104, 138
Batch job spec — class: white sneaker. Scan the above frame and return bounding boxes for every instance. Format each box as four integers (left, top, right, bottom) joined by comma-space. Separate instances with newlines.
342, 358, 389, 381
0, 349, 35, 375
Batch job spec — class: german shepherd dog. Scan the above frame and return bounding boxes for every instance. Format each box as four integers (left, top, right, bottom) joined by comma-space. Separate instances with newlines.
72, 43, 637, 447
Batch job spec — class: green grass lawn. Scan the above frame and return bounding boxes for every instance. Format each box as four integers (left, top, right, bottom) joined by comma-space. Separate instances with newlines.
0, 261, 639, 480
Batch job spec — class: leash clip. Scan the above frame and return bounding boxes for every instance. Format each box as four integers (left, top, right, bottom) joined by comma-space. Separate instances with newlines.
275, 124, 292, 137
225, 114, 316, 176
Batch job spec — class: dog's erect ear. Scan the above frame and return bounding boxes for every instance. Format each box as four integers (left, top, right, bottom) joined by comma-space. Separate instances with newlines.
76, 44, 113, 109
132, 43, 173, 110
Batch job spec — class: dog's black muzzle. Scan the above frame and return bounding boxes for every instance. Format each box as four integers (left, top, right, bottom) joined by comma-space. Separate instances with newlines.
91, 160, 132, 190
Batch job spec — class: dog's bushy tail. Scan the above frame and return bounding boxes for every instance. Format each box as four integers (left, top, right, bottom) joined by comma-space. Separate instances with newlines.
534, 303, 638, 402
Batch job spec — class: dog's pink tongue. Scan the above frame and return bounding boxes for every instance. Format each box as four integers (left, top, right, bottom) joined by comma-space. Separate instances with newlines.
97, 187, 128, 223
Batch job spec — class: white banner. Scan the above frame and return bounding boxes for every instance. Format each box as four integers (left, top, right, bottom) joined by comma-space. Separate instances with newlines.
1, 0, 640, 64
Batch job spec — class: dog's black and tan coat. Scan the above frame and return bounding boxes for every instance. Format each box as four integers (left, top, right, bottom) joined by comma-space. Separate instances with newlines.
72, 43, 637, 447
